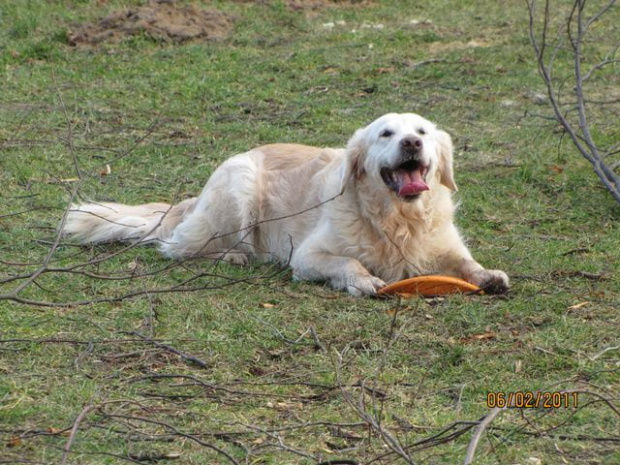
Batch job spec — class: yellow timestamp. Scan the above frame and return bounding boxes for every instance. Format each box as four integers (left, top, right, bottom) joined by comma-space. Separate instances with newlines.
486, 391, 579, 409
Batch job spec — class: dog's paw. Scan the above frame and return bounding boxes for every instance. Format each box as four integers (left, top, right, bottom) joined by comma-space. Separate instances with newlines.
222, 252, 249, 266
212, 250, 249, 265
473, 269, 510, 294
344, 275, 387, 297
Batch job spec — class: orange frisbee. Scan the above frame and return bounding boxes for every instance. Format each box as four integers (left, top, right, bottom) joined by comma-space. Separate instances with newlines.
377, 275, 482, 297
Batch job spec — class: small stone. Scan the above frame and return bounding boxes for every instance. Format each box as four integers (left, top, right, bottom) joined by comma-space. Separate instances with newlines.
501, 100, 517, 107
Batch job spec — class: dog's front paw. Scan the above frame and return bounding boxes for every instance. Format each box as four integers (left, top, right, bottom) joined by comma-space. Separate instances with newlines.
344, 274, 387, 297
472, 269, 510, 294
215, 250, 249, 265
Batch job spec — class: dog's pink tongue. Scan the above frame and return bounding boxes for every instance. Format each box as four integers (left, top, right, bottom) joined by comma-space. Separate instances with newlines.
396, 170, 429, 196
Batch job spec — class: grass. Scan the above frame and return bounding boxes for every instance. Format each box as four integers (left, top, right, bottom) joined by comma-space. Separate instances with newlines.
1, 0, 619, 464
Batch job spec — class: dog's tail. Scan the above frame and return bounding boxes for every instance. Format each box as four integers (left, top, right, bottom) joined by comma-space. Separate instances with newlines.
63, 198, 196, 245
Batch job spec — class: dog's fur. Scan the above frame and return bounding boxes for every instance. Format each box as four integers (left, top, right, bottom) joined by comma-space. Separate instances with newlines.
64, 113, 509, 296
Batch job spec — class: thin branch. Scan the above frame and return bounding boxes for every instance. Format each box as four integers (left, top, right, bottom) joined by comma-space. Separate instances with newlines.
104, 118, 161, 166
527, 0, 620, 203
334, 349, 415, 465
463, 408, 504, 465
7, 185, 78, 297
104, 413, 240, 465
60, 404, 99, 465
584, 0, 617, 32
124, 331, 210, 369
52, 68, 81, 180
582, 52, 620, 81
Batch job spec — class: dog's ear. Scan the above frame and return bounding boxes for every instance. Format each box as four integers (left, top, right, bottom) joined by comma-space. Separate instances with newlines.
436, 129, 458, 191
339, 128, 366, 193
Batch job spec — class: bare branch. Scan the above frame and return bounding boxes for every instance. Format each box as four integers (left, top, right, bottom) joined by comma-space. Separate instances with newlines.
585, 0, 617, 31
527, 0, 620, 203
60, 404, 98, 465
333, 345, 416, 465
6, 185, 78, 297
52, 68, 81, 180
463, 408, 504, 465
125, 331, 210, 369
104, 413, 240, 465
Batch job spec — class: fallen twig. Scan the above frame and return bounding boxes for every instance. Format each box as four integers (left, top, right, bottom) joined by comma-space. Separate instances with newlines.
463, 407, 504, 465
125, 331, 210, 369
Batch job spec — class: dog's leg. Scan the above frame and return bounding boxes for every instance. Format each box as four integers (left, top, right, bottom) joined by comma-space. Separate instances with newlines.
159, 153, 258, 263
159, 207, 252, 264
291, 230, 386, 296
457, 259, 509, 294
433, 224, 510, 294
293, 251, 386, 296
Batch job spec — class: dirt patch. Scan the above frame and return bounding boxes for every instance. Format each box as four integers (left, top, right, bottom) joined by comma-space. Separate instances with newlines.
428, 39, 494, 54
68, 0, 233, 46
286, 0, 371, 11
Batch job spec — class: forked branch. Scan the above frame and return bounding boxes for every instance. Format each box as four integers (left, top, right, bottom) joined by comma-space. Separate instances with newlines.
527, 0, 620, 204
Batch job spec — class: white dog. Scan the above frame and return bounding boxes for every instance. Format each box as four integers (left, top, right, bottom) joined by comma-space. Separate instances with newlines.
64, 113, 509, 296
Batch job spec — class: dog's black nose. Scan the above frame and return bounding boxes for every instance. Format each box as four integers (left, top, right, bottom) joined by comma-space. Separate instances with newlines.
400, 136, 423, 152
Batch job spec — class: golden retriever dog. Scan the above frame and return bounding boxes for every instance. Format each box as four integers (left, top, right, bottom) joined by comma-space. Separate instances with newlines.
64, 113, 509, 296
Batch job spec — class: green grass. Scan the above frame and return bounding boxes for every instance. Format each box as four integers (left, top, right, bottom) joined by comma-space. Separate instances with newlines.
1, 0, 619, 464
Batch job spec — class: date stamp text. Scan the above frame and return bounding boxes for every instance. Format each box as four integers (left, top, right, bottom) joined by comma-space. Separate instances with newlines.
486, 391, 578, 409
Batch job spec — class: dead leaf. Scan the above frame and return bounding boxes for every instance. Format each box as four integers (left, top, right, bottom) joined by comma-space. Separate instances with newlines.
128, 451, 181, 461
328, 425, 364, 440
100, 164, 111, 176
385, 305, 414, 316
47, 427, 70, 436
264, 348, 286, 359
259, 302, 275, 308
515, 360, 523, 373
266, 401, 302, 410
460, 331, 496, 343
277, 401, 303, 411
7, 437, 22, 447
568, 301, 590, 310
473, 331, 496, 340
127, 259, 141, 273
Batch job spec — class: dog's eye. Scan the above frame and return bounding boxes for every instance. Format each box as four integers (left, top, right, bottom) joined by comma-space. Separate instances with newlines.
417, 128, 426, 135
380, 129, 394, 138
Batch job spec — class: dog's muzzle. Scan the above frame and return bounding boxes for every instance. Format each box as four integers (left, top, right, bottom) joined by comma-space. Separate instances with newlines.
380, 136, 430, 200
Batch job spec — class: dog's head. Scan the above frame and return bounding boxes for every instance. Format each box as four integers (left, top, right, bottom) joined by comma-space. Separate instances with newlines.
341, 113, 457, 201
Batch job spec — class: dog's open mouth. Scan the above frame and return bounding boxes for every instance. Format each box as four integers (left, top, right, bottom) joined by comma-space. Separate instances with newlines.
380, 159, 429, 200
